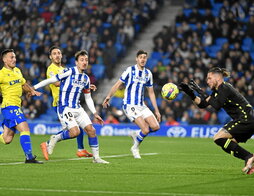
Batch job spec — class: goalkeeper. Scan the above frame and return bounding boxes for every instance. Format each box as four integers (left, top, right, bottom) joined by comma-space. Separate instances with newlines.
180, 67, 254, 175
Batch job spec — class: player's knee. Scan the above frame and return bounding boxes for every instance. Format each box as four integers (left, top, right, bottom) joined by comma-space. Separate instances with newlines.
86, 127, 96, 137
149, 125, 160, 132
4, 137, 13, 144
214, 138, 227, 147
69, 128, 80, 138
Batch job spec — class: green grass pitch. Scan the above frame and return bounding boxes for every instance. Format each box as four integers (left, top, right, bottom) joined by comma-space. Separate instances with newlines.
0, 135, 253, 196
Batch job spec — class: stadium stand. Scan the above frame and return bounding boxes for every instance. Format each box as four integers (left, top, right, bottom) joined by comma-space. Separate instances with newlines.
148, 0, 254, 125
0, 0, 163, 122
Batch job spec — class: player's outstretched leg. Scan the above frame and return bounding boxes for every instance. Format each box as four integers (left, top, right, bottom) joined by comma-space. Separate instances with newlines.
47, 135, 60, 155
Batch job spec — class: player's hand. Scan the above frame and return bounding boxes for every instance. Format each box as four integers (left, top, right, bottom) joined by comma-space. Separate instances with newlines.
90, 84, 97, 91
155, 110, 161, 123
28, 90, 42, 97
189, 80, 209, 99
179, 82, 196, 100
94, 113, 104, 125
102, 97, 110, 108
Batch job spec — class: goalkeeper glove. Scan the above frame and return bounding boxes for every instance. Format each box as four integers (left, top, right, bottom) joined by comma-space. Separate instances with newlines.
179, 82, 196, 100
189, 80, 209, 99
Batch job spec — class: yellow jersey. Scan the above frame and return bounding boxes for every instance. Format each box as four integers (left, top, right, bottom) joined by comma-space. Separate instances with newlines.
0, 67, 26, 108
46, 63, 64, 107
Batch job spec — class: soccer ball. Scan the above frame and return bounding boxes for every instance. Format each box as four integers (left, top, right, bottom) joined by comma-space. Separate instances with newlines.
161, 83, 179, 100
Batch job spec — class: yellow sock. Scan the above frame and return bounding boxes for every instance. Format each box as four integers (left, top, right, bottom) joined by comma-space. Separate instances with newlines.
0, 134, 6, 144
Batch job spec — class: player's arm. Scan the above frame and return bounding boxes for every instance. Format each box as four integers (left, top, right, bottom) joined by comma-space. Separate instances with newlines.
34, 70, 70, 90
102, 80, 123, 108
147, 87, 161, 122
206, 87, 228, 111
34, 76, 58, 90
84, 90, 104, 125
22, 82, 42, 96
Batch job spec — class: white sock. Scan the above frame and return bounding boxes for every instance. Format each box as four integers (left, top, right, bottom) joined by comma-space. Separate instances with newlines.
91, 147, 99, 159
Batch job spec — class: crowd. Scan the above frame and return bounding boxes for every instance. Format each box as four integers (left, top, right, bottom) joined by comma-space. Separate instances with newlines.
0, 0, 163, 121
149, 0, 254, 125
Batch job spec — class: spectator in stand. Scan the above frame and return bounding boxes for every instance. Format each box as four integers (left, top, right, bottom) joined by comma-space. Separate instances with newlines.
165, 115, 180, 126
104, 113, 120, 124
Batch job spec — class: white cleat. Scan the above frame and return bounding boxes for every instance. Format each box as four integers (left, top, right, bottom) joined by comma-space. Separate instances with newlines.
131, 146, 141, 159
47, 135, 58, 155
93, 157, 109, 164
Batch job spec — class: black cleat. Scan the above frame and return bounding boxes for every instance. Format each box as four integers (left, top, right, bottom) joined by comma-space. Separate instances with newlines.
25, 156, 43, 164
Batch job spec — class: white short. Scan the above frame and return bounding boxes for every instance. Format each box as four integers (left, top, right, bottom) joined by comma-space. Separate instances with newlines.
57, 107, 92, 130
123, 104, 154, 122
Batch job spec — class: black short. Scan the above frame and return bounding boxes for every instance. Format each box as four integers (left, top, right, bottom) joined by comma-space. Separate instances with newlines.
224, 120, 254, 143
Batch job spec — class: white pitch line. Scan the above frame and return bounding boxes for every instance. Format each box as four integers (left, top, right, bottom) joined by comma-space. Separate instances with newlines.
0, 187, 252, 196
0, 152, 158, 166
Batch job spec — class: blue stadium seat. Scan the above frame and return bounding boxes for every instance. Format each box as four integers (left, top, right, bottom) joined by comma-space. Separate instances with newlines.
250, 52, 254, 61
18, 42, 25, 51
242, 37, 253, 47
25, 63, 32, 69
91, 64, 105, 80
183, 9, 192, 17
115, 42, 124, 56
110, 97, 123, 109
30, 43, 38, 51
189, 23, 197, 31
242, 45, 251, 52
205, 45, 221, 58
135, 24, 141, 33
60, 43, 67, 49
99, 43, 106, 49
146, 58, 158, 69
198, 9, 205, 15
103, 23, 111, 29
162, 58, 170, 66
69, 57, 75, 66
215, 38, 228, 47
151, 51, 162, 60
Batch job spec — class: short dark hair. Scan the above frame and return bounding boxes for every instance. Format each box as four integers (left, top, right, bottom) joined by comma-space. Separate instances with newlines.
136, 50, 148, 57
208, 67, 230, 77
75, 50, 88, 61
49, 46, 61, 58
1, 49, 14, 59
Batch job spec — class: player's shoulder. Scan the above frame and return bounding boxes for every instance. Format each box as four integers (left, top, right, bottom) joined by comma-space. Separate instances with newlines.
218, 82, 234, 92
13, 67, 22, 74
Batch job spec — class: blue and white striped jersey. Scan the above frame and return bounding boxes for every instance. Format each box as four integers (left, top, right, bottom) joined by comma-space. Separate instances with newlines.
120, 64, 153, 106
55, 67, 90, 113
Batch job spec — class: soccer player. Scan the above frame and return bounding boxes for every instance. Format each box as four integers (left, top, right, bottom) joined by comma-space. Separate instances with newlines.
180, 67, 254, 174
102, 50, 161, 159
0, 49, 43, 163
34, 50, 109, 164
40, 46, 93, 159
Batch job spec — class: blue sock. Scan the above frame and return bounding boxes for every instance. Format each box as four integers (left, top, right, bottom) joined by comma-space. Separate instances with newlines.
56, 130, 64, 135
76, 128, 84, 149
20, 132, 33, 160
60, 130, 71, 140
149, 127, 155, 133
88, 137, 98, 148
136, 131, 147, 143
